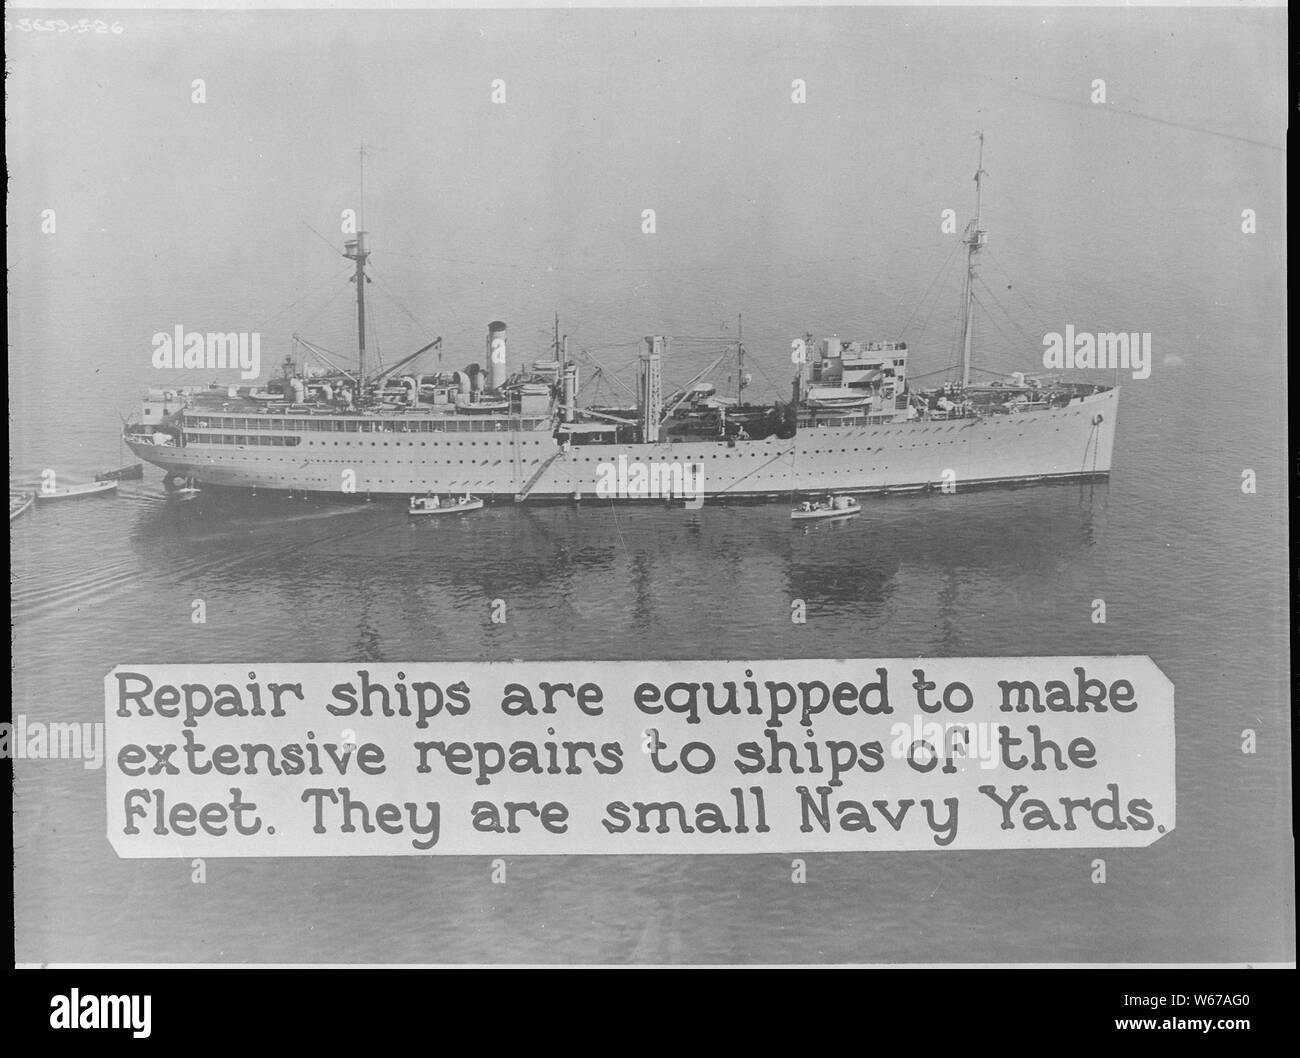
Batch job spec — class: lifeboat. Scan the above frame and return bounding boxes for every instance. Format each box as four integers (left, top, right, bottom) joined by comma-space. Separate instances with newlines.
791, 494, 861, 521
804, 386, 871, 410
409, 494, 485, 516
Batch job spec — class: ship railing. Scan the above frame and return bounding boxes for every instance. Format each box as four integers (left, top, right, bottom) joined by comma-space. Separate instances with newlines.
923, 405, 981, 421
179, 413, 552, 434
797, 411, 899, 428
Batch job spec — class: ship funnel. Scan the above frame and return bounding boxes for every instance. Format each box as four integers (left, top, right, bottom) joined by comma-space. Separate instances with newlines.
561, 362, 578, 422
487, 321, 508, 391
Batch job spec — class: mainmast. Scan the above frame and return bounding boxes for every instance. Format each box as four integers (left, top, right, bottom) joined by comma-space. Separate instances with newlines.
344, 231, 370, 392
736, 313, 746, 404
959, 132, 987, 389
343, 146, 371, 397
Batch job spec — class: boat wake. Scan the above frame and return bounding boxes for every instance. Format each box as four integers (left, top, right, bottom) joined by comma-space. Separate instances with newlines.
10, 557, 144, 621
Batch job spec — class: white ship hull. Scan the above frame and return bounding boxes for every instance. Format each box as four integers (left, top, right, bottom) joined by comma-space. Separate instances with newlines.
127, 387, 1118, 500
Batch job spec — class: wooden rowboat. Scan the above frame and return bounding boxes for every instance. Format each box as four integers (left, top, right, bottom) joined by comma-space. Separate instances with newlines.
35, 480, 118, 502
9, 492, 34, 521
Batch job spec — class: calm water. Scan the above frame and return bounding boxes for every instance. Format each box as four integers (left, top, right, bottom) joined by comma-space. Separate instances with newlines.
9, 7, 1291, 963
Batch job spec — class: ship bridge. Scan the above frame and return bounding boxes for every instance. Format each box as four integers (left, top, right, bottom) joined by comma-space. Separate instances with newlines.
800, 336, 910, 425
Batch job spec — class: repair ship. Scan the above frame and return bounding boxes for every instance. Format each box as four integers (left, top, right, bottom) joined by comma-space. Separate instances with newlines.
125, 140, 1118, 502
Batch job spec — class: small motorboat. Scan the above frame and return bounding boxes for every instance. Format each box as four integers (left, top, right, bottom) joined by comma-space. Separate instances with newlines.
409, 493, 484, 516
791, 494, 861, 521
9, 491, 34, 521
35, 480, 118, 502
171, 482, 202, 501
95, 463, 145, 482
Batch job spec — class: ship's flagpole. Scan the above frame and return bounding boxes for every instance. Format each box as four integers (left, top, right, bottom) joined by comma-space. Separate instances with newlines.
960, 131, 986, 390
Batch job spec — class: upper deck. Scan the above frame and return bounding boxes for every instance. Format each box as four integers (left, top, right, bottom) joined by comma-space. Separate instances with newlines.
178, 408, 555, 434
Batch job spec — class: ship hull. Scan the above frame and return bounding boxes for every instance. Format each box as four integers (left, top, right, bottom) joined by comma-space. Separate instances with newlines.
127, 387, 1118, 500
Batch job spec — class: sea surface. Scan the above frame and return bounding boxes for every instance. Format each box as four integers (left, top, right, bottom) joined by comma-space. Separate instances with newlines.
8, 7, 1291, 963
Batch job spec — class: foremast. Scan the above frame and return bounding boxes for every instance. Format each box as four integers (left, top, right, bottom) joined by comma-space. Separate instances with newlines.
959, 131, 987, 389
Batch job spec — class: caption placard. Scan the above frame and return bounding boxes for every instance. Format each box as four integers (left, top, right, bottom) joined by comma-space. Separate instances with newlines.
105, 657, 1174, 856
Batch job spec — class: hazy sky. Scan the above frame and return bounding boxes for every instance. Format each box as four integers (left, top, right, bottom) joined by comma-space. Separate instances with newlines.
7, 5, 1285, 455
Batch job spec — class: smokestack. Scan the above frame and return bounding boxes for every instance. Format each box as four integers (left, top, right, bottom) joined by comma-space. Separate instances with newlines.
562, 362, 578, 422
487, 321, 508, 391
